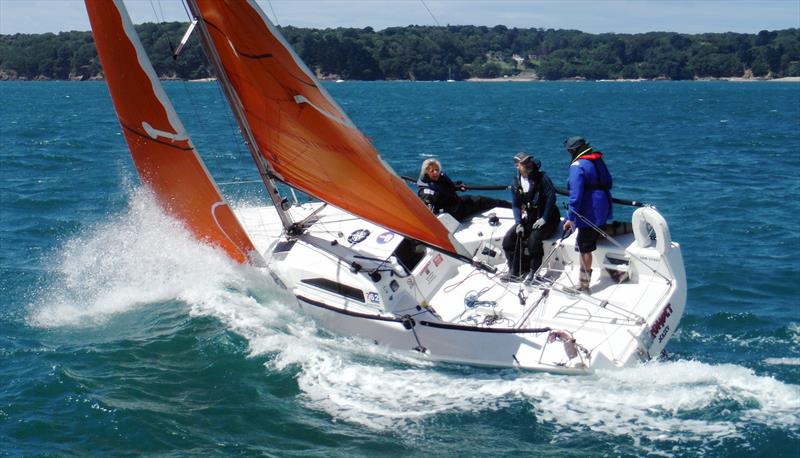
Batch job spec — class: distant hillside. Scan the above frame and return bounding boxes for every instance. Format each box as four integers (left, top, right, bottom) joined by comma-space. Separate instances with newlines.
1, 23, 798, 81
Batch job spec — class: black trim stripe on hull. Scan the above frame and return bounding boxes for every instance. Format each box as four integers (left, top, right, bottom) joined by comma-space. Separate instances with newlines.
296, 295, 403, 323
296, 295, 552, 334
419, 321, 551, 334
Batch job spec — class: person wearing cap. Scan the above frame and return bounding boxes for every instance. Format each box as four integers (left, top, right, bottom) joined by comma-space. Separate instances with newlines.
562, 136, 613, 292
501, 152, 559, 283
417, 158, 510, 222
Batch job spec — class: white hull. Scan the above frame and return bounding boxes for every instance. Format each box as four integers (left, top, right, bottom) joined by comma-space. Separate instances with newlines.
235, 203, 686, 374
87, 0, 685, 375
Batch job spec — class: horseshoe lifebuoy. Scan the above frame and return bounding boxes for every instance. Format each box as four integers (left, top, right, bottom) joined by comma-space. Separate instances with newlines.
631, 207, 672, 255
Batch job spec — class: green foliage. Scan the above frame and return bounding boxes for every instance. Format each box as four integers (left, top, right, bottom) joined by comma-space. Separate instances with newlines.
0, 23, 210, 80
1, 23, 798, 81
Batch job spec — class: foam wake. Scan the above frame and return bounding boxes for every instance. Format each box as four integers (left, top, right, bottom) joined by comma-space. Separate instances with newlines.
285, 355, 799, 445
28, 187, 249, 327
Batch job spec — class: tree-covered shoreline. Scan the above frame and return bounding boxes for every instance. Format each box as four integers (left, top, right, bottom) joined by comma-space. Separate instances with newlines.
1, 23, 798, 81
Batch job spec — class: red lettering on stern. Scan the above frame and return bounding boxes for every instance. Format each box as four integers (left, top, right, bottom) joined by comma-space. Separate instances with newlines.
650, 303, 673, 339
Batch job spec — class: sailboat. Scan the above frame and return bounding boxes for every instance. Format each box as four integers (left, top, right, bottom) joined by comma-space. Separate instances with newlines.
84, 0, 686, 374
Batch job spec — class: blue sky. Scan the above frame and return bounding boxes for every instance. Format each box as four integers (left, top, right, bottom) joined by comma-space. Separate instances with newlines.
1, 0, 798, 35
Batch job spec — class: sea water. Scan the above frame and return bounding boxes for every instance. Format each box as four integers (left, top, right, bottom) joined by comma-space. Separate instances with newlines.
1, 80, 798, 456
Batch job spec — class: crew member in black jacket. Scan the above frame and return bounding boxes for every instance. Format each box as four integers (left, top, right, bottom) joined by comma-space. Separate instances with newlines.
417, 158, 509, 222
502, 152, 560, 282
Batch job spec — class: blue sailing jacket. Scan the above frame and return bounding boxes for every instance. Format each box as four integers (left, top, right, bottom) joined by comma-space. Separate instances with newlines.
567, 151, 613, 228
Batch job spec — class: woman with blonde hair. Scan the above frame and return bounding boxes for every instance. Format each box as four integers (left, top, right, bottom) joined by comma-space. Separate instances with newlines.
416, 158, 510, 221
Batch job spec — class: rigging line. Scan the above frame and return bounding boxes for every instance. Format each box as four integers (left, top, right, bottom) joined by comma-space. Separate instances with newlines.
419, 0, 441, 27
443, 269, 482, 293
166, 21, 240, 199
516, 289, 549, 329
148, 0, 161, 22
199, 51, 256, 196
295, 202, 328, 228
158, 0, 166, 23
359, 253, 393, 276
516, 228, 524, 279
551, 281, 644, 324
266, 0, 280, 26
147, 0, 167, 23
217, 179, 264, 186
531, 231, 570, 281
419, 0, 471, 85
302, 214, 360, 224
177, 79, 205, 137
174, 59, 206, 150
180, 0, 192, 20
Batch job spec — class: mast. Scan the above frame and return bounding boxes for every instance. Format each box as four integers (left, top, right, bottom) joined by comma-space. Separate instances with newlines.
184, 0, 294, 231
179, 0, 475, 261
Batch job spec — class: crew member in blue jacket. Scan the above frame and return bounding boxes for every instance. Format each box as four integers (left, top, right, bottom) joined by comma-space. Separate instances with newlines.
562, 137, 613, 292
417, 158, 510, 222
502, 152, 560, 282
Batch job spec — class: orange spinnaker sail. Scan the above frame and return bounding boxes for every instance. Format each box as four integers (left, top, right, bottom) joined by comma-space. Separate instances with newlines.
85, 0, 260, 265
189, 0, 470, 258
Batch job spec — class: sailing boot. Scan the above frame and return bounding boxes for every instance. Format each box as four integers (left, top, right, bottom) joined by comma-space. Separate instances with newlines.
579, 268, 592, 293
501, 269, 525, 283
523, 271, 536, 286
526, 258, 543, 286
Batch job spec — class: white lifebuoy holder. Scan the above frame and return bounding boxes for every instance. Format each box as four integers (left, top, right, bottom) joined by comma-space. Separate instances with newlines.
632, 207, 672, 255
